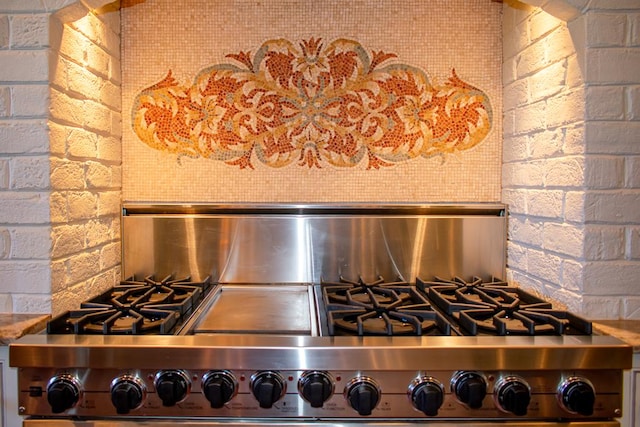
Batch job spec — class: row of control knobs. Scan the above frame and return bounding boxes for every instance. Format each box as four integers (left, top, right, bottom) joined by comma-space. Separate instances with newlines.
45, 370, 596, 417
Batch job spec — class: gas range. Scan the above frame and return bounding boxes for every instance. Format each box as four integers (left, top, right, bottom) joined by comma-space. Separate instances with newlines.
9, 204, 632, 427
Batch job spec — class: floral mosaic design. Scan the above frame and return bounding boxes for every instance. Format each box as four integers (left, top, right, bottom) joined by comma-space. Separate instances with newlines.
132, 38, 493, 169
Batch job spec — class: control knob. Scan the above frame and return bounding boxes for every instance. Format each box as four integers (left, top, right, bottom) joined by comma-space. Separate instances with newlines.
46, 374, 82, 414
154, 370, 190, 406
494, 376, 531, 416
202, 370, 238, 408
250, 371, 286, 408
110, 375, 146, 414
408, 376, 444, 416
298, 371, 334, 408
558, 377, 596, 416
344, 376, 381, 416
451, 371, 487, 409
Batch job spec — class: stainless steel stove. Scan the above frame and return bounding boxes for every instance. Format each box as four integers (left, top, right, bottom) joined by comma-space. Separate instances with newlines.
9, 204, 632, 427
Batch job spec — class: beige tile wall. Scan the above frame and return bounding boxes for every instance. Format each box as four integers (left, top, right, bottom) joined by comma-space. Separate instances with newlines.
121, 0, 502, 203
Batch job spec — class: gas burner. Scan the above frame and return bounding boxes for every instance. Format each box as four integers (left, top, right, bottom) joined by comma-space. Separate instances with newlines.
47, 275, 213, 335
416, 276, 592, 336
321, 276, 452, 336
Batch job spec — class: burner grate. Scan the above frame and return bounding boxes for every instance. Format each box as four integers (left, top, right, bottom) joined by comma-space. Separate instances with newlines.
417, 276, 592, 336
47, 275, 213, 335
322, 276, 452, 336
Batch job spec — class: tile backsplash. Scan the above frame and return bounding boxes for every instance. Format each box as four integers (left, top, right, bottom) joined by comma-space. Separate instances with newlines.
121, 0, 503, 203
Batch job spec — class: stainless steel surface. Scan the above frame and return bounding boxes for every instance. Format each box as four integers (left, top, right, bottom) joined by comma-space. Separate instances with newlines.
121, 204, 507, 283
11, 335, 631, 420
190, 285, 317, 335
21, 421, 623, 427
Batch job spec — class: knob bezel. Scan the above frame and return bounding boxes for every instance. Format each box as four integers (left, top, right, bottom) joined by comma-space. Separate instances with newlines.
450, 370, 488, 408
46, 373, 83, 413
249, 370, 287, 407
343, 375, 382, 414
201, 370, 238, 407
110, 374, 147, 413
154, 369, 191, 406
407, 375, 445, 416
298, 370, 335, 407
557, 376, 596, 415
493, 375, 531, 415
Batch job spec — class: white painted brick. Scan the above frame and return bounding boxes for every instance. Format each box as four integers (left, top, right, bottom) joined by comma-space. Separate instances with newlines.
503, 160, 545, 186
10, 226, 51, 259
0, 192, 49, 224
528, 248, 562, 283
0, 86, 9, 116
0, 295, 12, 312
109, 55, 121, 85
50, 192, 68, 223
584, 261, 640, 295
84, 100, 112, 133
50, 158, 85, 190
12, 294, 50, 314
0, 14, 8, 48
86, 43, 110, 80
543, 222, 584, 257
528, 189, 564, 218
501, 189, 527, 214
50, 89, 85, 127
50, 259, 68, 292
631, 13, 640, 46
11, 84, 49, 117
66, 249, 100, 284
546, 88, 584, 128
504, 78, 529, 111
10, 14, 49, 48
101, 79, 120, 110
530, 129, 564, 159
100, 241, 120, 270
622, 298, 640, 319
11, 156, 50, 190
0, 261, 50, 292
97, 134, 121, 162
585, 86, 625, 120
628, 85, 640, 120
0, 120, 49, 154
585, 121, 640, 154
51, 224, 85, 258
628, 227, 640, 259
86, 161, 111, 188
584, 225, 625, 260
503, 134, 529, 163
546, 25, 577, 65
514, 101, 546, 135
628, 156, 640, 188
584, 191, 640, 223
49, 121, 70, 156
58, 25, 90, 66
111, 110, 122, 138
565, 54, 584, 89
508, 215, 544, 247
504, 15, 530, 61
516, 39, 548, 78
98, 191, 120, 216
67, 192, 98, 220
583, 296, 622, 319
0, 51, 48, 82
0, 159, 8, 189
0, 228, 9, 259
562, 124, 586, 155
564, 191, 586, 223
506, 241, 528, 269
544, 156, 584, 187
530, 60, 567, 103
67, 128, 98, 159
587, 0, 640, 10
529, 9, 563, 41
66, 59, 102, 99
586, 48, 640, 84
584, 156, 624, 189
85, 218, 112, 247
586, 13, 627, 47
560, 258, 583, 293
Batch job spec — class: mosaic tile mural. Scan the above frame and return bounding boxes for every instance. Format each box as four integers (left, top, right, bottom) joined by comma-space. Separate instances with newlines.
122, 0, 502, 202
132, 38, 493, 170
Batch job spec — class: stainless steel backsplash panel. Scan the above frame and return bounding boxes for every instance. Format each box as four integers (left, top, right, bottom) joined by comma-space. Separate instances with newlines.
121, 204, 507, 284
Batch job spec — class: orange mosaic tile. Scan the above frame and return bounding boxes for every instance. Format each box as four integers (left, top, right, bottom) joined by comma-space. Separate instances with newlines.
131, 38, 493, 170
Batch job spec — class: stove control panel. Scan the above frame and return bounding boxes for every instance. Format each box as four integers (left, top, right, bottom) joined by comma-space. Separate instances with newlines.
16, 367, 623, 420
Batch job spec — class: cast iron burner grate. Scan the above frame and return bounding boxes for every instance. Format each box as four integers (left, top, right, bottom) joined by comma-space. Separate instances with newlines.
416, 276, 592, 336
321, 276, 452, 336
47, 275, 213, 335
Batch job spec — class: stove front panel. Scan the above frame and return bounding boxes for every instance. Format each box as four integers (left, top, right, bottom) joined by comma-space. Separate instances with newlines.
11, 335, 631, 421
